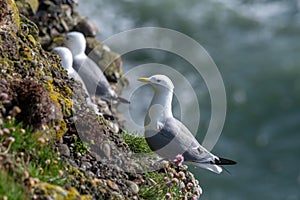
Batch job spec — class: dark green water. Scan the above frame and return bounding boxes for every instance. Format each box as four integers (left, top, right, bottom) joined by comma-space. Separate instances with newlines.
78, 1, 300, 199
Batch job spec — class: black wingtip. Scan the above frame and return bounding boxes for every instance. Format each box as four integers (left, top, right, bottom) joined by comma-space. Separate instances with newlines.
215, 157, 237, 165
118, 96, 130, 104
102, 114, 115, 121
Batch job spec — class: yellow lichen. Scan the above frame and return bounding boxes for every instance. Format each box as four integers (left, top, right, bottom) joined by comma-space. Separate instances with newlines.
27, 34, 36, 46
41, 79, 73, 139
35, 182, 92, 200
24, 0, 39, 12
64, 85, 73, 96
53, 119, 67, 140
8, 0, 21, 29
22, 46, 34, 60
0, 58, 12, 68
44, 79, 73, 117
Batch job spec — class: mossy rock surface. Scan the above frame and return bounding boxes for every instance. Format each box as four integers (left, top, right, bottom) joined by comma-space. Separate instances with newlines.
0, 0, 73, 134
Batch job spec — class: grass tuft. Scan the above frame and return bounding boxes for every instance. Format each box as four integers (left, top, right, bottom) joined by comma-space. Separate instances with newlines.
121, 130, 152, 153
0, 170, 26, 200
0, 117, 67, 197
70, 135, 91, 154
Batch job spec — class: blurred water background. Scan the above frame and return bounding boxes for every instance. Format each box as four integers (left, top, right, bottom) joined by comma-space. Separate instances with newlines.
78, 0, 300, 199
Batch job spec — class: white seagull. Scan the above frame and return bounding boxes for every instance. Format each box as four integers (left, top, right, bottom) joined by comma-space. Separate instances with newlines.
63, 31, 129, 104
138, 74, 236, 174
52, 47, 101, 115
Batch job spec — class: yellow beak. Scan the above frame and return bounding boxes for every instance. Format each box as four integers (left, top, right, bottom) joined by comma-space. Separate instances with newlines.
52, 36, 64, 44
52, 36, 65, 46
138, 77, 150, 83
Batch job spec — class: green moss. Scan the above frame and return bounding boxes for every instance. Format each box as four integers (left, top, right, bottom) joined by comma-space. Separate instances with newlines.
121, 131, 152, 154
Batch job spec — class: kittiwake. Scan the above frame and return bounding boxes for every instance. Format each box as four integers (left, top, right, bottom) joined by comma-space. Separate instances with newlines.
138, 74, 236, 174
52, 46, 101, 115
63, 31, 129, 104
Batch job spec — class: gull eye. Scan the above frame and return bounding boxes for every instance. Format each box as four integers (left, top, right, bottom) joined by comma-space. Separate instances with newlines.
156, 79, 161, 82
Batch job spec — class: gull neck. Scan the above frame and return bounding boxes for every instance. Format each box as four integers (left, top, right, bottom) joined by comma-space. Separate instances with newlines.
149, 86, 174, 119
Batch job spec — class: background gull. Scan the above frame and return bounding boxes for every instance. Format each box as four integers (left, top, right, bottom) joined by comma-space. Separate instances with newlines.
138, 74, 236, 174
52, 47, 101, 115
63, 31, 129, 104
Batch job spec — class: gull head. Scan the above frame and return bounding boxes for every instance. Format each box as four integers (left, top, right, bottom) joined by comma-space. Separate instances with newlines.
138, 74, 174, 91
64, 31, 86, 56
52, 47, 73, 72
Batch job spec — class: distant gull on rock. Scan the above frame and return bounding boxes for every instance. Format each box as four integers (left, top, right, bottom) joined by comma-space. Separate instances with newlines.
52, 47, 102, 115
63, 31, 129, 104
138, 74, 236, 174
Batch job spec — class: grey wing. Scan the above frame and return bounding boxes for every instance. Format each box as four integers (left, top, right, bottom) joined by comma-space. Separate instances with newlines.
145, 117, 198, 159
69, 71, 89, 93
170, 117, 218, 163
146, 117, 217, 162
73, 57, 113, 97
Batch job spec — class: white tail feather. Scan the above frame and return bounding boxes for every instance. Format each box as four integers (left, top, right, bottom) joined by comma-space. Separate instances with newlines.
192, 162, 223, 174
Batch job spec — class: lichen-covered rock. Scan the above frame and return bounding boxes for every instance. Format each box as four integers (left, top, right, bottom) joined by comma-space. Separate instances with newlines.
34, 182, 93, 200
16, 0, 78, 48
0, 0, 73, 135
73, 17, 99, 37
15, 0, 39, 17
0, 0, 20, 31
85, 37, 123, 83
